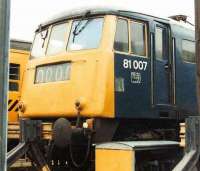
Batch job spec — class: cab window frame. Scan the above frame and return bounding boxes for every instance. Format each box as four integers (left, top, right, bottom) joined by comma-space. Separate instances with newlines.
155, 25, 169, 61
114, 17, 129, 53
67, 16, 105, 52
46, 21, 70, 56
114, 16, 148, 58
31, 16, 105, 58
31, 27, 51, 58
130, 19, 148, 57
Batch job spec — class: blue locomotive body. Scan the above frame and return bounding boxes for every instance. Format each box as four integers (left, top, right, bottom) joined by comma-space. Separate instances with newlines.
113, 11, 197, 119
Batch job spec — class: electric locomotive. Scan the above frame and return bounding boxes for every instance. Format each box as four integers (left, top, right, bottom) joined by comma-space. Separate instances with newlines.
18, 8, 197, 170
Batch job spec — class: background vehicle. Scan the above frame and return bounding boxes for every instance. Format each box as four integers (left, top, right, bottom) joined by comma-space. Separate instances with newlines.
18, 8, 196, 170
8, 39, 31, 152
9, 39, 31, 122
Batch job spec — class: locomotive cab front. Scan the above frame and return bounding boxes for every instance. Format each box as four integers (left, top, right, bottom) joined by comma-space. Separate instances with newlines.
20, 9, 185, 142
18, 9, 196, 170
20, 14, 116, 119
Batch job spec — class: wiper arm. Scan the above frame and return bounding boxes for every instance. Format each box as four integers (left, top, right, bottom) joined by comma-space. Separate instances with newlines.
72, 10, 92, 42
72, 19, 91, 42
38, 24, 48, 48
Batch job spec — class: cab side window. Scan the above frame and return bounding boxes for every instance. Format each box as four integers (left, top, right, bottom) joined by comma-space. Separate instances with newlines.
130, 21, 147, 56
114, 19, 129, 52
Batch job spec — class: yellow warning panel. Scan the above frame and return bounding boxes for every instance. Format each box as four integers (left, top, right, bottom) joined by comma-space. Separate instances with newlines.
95, 143, 135, 171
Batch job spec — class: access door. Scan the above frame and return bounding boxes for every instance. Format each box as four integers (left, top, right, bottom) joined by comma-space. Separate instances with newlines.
154, 22, 171, 105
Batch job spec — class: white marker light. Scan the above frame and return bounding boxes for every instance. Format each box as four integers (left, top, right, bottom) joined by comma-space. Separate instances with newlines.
83, 122, 88, 129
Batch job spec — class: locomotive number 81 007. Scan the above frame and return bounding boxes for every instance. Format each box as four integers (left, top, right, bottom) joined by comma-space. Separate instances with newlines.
18, 8, 197, 170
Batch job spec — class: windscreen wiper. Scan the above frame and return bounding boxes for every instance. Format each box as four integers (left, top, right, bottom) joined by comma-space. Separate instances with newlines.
72, 11, 91, 42
72, 20, 91, 42
38, 24, 48, 48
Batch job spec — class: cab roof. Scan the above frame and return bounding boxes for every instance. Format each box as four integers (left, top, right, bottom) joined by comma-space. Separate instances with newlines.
37, 7, 169, 29
37, 7, 194, 32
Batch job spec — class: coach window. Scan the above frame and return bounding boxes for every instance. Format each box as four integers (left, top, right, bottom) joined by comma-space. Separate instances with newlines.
130, 21, 147, 56
155, 27, 164, 60
182, 40, 195, 63
114, 18, 129, 53
47, 23, 69, 55
9, 63, 20, 91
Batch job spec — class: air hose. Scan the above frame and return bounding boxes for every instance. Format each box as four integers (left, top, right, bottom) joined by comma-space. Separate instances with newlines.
69, 133, 92, 168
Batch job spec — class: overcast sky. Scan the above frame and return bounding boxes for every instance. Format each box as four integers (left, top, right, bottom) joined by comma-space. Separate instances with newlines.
10, 0, 195, 41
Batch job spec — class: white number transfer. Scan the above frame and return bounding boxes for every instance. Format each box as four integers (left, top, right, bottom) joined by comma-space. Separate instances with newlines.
123, 59, 147, 71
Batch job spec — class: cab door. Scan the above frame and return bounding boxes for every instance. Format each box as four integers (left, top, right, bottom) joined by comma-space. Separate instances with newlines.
154, 22, 171, 105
